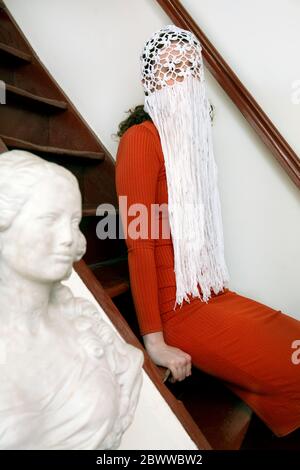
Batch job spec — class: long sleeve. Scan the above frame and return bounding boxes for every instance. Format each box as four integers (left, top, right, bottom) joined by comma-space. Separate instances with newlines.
115, 124, 163, 336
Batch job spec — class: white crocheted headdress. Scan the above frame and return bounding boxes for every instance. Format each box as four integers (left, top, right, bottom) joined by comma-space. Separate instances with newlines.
140, 24, 229, 308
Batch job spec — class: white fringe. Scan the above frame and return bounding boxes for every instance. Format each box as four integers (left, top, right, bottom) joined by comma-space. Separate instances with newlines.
144, 75, 230, 309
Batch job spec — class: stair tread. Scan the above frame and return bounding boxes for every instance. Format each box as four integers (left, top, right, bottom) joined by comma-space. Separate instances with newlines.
6, 83, 67, 110
90, 261, 129, 298
0, 41, 32, 63
169, 369, 253, 450
1, 135, 106, 161
83, 203, 119, 217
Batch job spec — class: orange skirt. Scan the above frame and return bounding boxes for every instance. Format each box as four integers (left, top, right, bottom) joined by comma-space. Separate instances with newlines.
162, 289, 300, 437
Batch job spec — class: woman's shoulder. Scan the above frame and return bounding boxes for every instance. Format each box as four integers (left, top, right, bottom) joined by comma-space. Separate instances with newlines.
121, 120, 160, 145
139, 120, 160, 138
117, 120, 162, 167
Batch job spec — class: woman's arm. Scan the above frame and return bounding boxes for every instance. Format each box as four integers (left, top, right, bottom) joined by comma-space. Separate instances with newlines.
116, 125, 163, 335
115, 125, 191, 381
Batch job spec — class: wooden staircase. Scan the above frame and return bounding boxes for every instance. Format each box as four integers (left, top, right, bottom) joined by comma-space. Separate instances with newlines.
0, 4, 128, 300
0, 3, 254, 449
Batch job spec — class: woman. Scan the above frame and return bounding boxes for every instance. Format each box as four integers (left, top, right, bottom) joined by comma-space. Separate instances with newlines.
0, 149, 143, 449
115, 25, 300, 437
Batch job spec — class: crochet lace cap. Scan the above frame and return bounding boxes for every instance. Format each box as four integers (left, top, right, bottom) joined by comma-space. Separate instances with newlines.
140, 24, 203, 96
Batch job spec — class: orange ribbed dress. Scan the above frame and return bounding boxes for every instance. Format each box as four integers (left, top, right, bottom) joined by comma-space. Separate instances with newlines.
115, 120, 300, 437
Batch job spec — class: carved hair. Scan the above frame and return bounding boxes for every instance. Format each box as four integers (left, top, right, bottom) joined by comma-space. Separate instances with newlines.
0, 150, 78, 231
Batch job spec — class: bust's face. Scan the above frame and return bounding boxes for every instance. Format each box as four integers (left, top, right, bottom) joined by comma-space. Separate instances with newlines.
0, 174, 85, 283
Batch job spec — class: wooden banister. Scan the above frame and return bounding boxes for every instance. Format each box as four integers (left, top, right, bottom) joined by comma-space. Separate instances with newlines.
156, 0, 300, 189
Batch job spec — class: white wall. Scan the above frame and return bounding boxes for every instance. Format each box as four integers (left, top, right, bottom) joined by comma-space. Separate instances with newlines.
5, 0, 300, 317
182, 0, 300, 156
64, 271, 197, 450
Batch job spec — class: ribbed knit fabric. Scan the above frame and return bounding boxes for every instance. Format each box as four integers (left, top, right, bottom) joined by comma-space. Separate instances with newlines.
116, 121, 165, 335
116, 121, 223, 334
115, 120, 300, 437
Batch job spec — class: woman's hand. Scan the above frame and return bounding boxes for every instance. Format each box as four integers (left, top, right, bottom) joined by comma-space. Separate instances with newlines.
143, 332, 192, 382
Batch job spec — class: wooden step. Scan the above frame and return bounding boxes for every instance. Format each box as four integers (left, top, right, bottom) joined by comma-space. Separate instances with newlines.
168, 368, 253, 450
0, 42, 32, 63
1, 135, 106, 162
93, 272, 129, 298
90, 258, 129, 298
6, 84, 67, 111
89, 254, 128, 269
83, 203, 119, 217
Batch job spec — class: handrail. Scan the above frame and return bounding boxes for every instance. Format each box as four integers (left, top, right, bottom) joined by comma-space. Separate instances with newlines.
156, 0, 300, 189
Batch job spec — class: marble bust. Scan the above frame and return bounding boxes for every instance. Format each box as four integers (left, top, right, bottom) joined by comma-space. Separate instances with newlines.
0, 150, 143, 450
